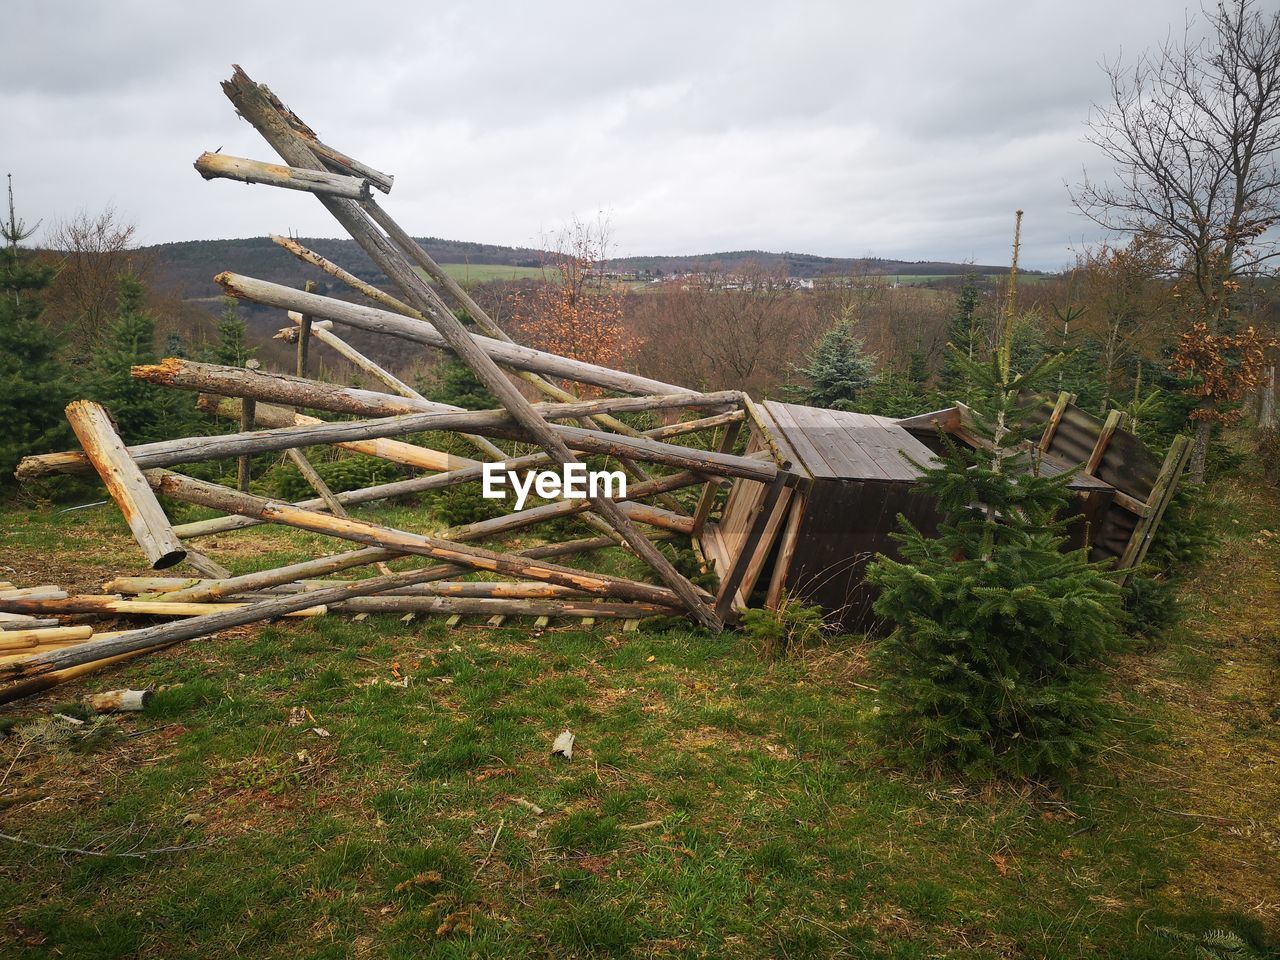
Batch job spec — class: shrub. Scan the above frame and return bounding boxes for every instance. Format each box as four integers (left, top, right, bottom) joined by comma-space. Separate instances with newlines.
1144, 485, 1217, 576
740, 596, 829, 658
1121, 573, 1183, 640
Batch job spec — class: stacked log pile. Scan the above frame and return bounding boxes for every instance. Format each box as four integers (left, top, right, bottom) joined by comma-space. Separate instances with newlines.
0, 67, 798, 704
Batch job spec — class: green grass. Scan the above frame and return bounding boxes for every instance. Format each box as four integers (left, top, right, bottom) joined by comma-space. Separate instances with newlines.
419, 263, 546, 286
0, 468, 1276, 958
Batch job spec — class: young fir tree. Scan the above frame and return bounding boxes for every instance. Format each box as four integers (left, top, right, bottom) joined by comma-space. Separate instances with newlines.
938, 272, 982, 400
791, 316, 877, 410
866, 329, 1124, 780
86, 274, 185, 443
0, 234, 71, 486
210, 297, 253, 366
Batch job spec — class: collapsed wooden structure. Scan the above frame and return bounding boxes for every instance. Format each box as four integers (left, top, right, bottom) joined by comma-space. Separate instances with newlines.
0, 67, 1187, 702
706, 396, 1191, 628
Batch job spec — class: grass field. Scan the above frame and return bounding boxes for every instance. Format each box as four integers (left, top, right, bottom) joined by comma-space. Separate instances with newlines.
421, 264, 546, 286
0, 467, 1275, 958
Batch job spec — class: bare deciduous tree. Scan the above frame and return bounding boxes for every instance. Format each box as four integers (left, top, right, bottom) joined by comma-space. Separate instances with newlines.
628, 264, 822, 394
1074, 0, 1280, 478
44, 206, 148, 356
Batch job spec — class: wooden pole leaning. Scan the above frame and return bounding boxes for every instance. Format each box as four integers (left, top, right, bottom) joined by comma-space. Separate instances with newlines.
64, 401, 186, 570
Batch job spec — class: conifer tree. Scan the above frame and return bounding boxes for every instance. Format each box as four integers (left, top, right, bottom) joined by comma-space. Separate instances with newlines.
211, 297, 253, 367
866, 322, 1123, 780
938, 272, 982, 400
86, 275, 186, 443
791, 316, 877, 410
0, 212, 71, 486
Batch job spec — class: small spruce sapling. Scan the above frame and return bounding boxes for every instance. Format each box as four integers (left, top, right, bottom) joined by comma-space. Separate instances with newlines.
866, 333, 1124, 779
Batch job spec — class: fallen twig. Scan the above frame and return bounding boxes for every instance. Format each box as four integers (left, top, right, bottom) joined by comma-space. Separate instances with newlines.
0, 831, 218, 859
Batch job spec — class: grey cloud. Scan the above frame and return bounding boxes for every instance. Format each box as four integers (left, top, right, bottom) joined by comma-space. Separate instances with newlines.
0, 0, 1228, 268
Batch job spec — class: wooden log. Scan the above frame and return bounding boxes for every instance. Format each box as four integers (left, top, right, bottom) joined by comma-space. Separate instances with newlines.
200, 394, 469, 472
109, 532, 655, 604
109, 547, 398, 602
281, 311, 507, 461
168, 413, 736, 540
64, 400, 186, 569
0, 627, 94, 650
0, 648, 151, 706
0, 542, 670, 685
26, 369, 766, 483
0, 597, 325, 618
148, 469, 685, 608
216, 271, 691, 396
308, 140, 394, 193
133, 581, 592, 601
441, 469, 703, 543
318, 597, 670, 618
182, 549, 233, 580
137, 359, 737, 426
296, 282, 315, 380
194, 152, 370, 199
0, 613, 61, 630
237, 395, 255, 491
85, 689, 152, 712
0, 586, 68, 601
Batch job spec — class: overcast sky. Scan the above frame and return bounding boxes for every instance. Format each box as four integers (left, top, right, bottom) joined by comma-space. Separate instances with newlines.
0, 0, 1239, 270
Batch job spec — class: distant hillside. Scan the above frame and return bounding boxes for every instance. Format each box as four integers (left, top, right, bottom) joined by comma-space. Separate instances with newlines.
604, 250, 1017, 279
144, 236, 552, 302
143, 236, 1023, 302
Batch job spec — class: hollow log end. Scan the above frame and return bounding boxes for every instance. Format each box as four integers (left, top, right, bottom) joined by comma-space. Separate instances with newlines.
151, 548, 188, 571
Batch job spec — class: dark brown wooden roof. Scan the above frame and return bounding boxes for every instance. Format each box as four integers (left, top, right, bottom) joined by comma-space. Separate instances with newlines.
758, 401, 936, 482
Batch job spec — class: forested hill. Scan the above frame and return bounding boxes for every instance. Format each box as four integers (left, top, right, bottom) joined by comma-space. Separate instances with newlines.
143, 236, 1019, 300
143, 236, 549, 301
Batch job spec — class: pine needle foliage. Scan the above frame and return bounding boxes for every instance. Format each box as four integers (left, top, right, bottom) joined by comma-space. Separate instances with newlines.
790, 317, 877, 411
866, 344, 1124, 780
0, 242, 71, 485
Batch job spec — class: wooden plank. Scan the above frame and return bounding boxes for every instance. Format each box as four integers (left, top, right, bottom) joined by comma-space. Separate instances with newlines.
692, 418, 742, 537
715, 473, 792, 620
736, 486, 794, 603
766, 487, 809, 609
1038, 391, 1071, 451
1085, 410, 1124, 475
761, 402, 838, 479
1117, 435, 1192, 578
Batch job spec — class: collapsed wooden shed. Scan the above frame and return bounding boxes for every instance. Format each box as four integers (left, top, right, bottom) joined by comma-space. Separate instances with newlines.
700, 395, 1191, 631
